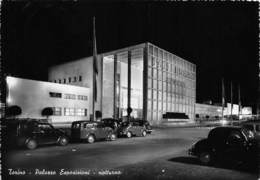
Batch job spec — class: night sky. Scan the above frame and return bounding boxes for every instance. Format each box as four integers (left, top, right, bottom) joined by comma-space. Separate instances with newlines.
2, 2, 259, 111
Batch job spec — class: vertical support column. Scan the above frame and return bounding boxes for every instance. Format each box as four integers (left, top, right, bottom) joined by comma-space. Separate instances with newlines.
127, 51, 132, 120
143, 44, 148, 121
113, 54, 118, 118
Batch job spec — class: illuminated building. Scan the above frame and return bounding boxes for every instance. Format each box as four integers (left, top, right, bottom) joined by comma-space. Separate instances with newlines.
6, 76, 90, 126
49, 42, 196, 125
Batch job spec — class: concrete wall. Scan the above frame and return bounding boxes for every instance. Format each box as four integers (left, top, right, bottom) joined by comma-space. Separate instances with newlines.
6, 76, 90, 125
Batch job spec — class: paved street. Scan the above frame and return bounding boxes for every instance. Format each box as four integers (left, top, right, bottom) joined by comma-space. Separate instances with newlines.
3, 127, 259, 180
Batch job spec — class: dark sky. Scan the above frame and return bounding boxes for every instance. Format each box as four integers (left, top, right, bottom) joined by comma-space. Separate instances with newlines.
2, 2, 259, 110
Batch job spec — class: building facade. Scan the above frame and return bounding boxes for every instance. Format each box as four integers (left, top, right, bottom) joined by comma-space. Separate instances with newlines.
6, 76, 90, 126
49, 42, 196, 125
195, 103, 223, 119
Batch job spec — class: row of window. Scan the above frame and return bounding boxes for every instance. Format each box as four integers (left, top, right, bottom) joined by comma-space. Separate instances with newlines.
49, 92, 88, 101
52, 107, 87, 116
51, 76, 82, 84
148, 62, 196, 80
148, 45, 196, 72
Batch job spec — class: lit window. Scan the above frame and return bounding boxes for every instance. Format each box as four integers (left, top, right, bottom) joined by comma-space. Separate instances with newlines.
52, 107, 62, 116
75, 108, 87, 116
64, 108, 75, 116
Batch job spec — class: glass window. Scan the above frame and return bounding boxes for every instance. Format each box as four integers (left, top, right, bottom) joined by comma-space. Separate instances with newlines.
49, 92, 62, 98
149, 45, 153, 55
153, 90, 157, 100
158, 91, 162, 100
64, 94, 76, 100
79, 76, 82, 82
153, 101, 157, 110
154, 47, 158, 57
64, 108, 75, 116
148, 89, 152, 99
153, 68, 157, 78
52, 107, 62, 116
76, 108, 87, 116
77, 95, 88, 101
64, 79, 66, 83
148, 56, 152, 66
74, 76, 77, 82
148, 78, 152, 89
69, 77, 71, 83
148, 67, 152, 77
153, 80, 157, 89
59, 79, 61, 83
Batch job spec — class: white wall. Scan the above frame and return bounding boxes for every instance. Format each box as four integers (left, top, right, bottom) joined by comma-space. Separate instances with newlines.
48, 55, 102, 116
6, 76, 90, 125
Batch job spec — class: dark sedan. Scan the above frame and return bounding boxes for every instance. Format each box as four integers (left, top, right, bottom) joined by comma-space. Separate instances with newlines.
188, 126, 258, 167
4, 119, 69, 150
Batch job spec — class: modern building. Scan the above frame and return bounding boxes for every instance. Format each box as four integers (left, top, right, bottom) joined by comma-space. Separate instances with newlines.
195, 103, 223, 119
195, 102, 253, 120
49, 42, 196, 125
6, 76, 90, 126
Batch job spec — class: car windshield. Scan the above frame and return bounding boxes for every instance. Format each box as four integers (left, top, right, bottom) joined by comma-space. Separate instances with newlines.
242, 128, 255, 139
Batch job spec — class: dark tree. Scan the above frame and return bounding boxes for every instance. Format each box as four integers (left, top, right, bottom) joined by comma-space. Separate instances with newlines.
6, 105, 22, 117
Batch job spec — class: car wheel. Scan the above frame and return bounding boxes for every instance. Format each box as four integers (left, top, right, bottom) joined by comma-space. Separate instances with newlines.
87, 135, 95, 143
26, 139, 37, 150
110, 133, 117, 141
142, 130, 147, 137
126, 131, 132, 138
58, 136, 68, 146
199, 151, 212, 165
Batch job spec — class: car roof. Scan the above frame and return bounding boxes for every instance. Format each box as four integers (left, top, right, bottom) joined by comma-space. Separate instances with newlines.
213, 126, 242, 130
72, 120, 91, 124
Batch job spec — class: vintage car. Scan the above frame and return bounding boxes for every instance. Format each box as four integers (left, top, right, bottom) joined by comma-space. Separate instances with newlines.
188, 126, 257, 167
131, 119, 153, 134
71, 121, 117, 143
118, 121, 147, 138
101, 118, 121, 131
4, 119, 69, 150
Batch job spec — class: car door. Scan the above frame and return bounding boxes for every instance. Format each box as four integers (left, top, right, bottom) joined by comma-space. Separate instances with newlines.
95, 123, 107, 139
223, 130, 247, 163
37, 124, 58, 144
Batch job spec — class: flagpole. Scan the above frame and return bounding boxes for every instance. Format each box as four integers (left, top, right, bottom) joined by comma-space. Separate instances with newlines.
238, 84, 241, 120
221, 78, 225, 119
92, 16, 96, 121
230, 81, 233, 124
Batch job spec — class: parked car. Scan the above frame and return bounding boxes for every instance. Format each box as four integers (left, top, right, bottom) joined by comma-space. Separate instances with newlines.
4, 119, 69, 150
188, 126, 258, 167
101, 118, 121, 131
240, 120, 260, 138
71, 121, 117, 143
131, 119, 153, 134
118, 121, 147, 138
